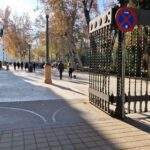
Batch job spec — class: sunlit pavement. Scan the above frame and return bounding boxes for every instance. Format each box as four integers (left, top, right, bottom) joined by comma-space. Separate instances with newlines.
0, 68, 149, 150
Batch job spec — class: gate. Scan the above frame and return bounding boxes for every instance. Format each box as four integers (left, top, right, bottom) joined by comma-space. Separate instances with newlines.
89, 8, 150, 118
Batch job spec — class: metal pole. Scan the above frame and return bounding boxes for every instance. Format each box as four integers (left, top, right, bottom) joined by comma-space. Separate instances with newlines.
44, 12, 52, 84
115, 0, 126, 119
121, 33, 125, 119
46, 14, 49, 64
29, 44, 31, 63
2, 48, 4, 64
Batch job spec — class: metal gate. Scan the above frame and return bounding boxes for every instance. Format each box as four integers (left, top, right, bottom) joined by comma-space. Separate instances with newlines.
89, 8, 150, 118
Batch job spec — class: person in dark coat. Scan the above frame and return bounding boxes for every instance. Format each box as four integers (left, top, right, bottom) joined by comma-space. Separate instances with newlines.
68, 62, 74, 78
33, 62, 36, 72
58, 61, 64, 80
0, 61, 2, 69
21, 62, 24, 70
25, 62, 28, 71
13, 62, 16, 70
17, 62, 20, 69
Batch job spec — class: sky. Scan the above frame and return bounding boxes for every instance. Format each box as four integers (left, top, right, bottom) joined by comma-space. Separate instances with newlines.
98, 0, 119, 12
0, 0, 120, 18
0, 0, 40, 60
0, 0, 40, 20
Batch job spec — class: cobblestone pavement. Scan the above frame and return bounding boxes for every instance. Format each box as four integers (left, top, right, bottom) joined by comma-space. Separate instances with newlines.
0, 69, 149, 150
0, 118, 150, 150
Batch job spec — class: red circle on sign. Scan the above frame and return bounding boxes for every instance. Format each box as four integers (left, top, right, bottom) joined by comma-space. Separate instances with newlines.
115, 7, 138, 32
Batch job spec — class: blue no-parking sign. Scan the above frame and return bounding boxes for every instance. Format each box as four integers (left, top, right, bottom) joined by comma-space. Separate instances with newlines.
115, 7, 138, 32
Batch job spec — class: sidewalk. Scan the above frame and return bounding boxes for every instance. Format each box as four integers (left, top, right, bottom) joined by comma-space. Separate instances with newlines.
0, 69, 149, 150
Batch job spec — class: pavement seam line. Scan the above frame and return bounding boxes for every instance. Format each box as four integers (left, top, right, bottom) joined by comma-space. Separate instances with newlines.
0, 106, 47, 123
52, 107, 67, 123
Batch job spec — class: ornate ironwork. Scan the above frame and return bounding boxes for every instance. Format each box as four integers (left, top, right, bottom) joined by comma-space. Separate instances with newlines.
89, 10, 150, 118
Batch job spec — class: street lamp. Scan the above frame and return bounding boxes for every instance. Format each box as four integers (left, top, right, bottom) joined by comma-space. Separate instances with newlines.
28, 43, 33, 72
44, 6, 52, 84
28, 44, 31, 63
0, 19, 4, 65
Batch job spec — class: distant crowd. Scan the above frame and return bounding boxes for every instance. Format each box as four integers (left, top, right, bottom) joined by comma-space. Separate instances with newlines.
1, 60, 77, 80
13, 62, 45, 71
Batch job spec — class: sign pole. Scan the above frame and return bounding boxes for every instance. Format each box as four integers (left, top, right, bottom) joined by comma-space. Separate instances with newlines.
121, 33, 125, 119
114, 4, 138, 119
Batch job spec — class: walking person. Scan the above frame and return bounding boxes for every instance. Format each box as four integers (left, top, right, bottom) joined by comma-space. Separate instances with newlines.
33, 62, 36, 72
25, 62, 28, 71
21, 62, 24, 70
68, 62, 74, 78
58, 61, 64, 80
17, 62, 20, 69
13, 62, 16, 70
0, 61, 2, 70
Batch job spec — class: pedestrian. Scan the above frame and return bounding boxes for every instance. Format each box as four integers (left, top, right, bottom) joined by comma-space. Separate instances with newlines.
6, 62, 9, 70
17, 62, 20, 69
21, 62, 24, 70
0, 61, 2, 70
58, 61, 64, 80
13, 62, 16, 70
68, 62, 74, 78
25, 62, 28, 71
33, 62, 36, 72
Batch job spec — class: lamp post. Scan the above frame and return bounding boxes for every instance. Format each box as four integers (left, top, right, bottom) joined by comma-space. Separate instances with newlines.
44, 7, 52, 84
28, 43, 33, 72
0, 19, 4, 65
2, 48, 4, 63
28, 44, 31, 63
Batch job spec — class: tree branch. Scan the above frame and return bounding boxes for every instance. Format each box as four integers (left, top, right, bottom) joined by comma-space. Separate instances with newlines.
89, 0, 93, 12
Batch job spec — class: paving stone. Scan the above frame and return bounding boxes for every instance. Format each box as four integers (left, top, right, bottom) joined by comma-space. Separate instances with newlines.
70, 138, 82, 144
48, 141, 60, 147
62, 144, 74, 150
95, 140, 107, 146
57, 135, 68, 140
81, 137, 94, 142
51, 146, 62, 150
0, 147, 11, 150
47, 137, 58, 142
12, 140, 24, 147
12, 145, 24, 150
24, 139, 36, 145
89, 147, 104, 150
13, 136, 23, 141
59, 139, 71, 145
127, 146, 150, 150
68, 134, 79, 139
36, 137, 47, 144
99, 145, 116, 150
0, 142, 11, 147
37, 142, 49, 148
25, 143, 37, 150
85, 141, 97, 148
35, 134, 45, 139
0, 138, 12, 143
73, 143, 87, 149
24, 135, 35, 139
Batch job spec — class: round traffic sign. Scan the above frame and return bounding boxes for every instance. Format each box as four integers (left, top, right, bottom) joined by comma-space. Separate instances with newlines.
115, 7, 138, 32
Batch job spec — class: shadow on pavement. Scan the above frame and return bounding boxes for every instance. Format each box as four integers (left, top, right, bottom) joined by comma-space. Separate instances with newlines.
0, 70, 120, 149
0, 70, 149, 149
52, 83, 86, 96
